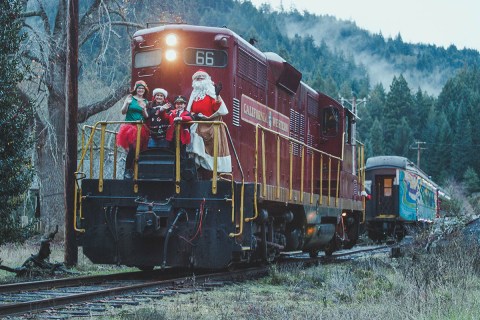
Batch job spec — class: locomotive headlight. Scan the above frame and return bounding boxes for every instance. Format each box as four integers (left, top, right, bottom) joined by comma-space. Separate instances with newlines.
165, 49, 177, 61
306, 226, 316, 236
165, 34, 178, 46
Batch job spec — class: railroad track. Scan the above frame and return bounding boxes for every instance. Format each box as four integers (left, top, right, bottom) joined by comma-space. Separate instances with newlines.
0, 244, 392, 318
0, 267, 269, 318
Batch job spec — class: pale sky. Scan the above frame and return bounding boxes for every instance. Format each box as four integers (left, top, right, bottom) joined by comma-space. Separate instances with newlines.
249, 0, 480, 51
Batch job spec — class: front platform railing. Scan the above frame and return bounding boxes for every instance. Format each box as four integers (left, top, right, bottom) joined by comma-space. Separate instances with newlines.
74, 120, 245, 236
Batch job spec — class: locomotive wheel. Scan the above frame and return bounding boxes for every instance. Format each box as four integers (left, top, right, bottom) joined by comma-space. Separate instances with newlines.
393, 224, 406, 242
324, 239, 336, 256
324, 247, 334, 256
343, 240, 356, 250
367, 230, 384, 243
309, 250, 319, 258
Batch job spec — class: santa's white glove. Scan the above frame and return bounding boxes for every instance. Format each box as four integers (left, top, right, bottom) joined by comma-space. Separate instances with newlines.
196, 113, 207, 119
174, 117, 182, 122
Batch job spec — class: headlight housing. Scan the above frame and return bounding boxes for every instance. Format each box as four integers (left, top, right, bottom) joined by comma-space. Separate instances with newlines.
165, 34, 177, 46
165, 49, 177, 61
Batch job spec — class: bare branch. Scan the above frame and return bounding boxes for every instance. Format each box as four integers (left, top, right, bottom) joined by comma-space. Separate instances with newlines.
19, 10, 42, 18
52, 0, 67, 43
77, 82, 129, 123
80, 21, 144, 46
36, 0, 51, 36
16, 88, 45, 136
22, 51, 47, 69
79, 0, 101, 27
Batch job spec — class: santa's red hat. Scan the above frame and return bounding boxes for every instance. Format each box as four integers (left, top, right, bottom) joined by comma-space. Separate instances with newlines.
192, 69, 209, 80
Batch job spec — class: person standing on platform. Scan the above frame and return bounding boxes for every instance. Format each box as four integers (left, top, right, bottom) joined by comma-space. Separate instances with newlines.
186, 69, 231, 174
163, 95, 193, 159
146, 87, 172, 148
116, 80, 149, 178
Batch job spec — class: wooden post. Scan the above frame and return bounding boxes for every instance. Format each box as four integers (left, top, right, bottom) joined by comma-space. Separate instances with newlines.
64, 0, 79, 266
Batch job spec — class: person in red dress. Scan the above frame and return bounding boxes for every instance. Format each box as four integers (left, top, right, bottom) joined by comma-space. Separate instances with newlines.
186, 69, 231, 174
116, 80, 150, 178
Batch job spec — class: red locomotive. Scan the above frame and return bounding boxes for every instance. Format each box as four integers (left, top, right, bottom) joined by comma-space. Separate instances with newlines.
75, 24, 366, 270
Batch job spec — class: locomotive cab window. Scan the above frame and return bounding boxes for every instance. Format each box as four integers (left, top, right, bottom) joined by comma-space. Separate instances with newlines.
345, 111, 353, 144
322, 106, 339, 136
134, 49, 162, 68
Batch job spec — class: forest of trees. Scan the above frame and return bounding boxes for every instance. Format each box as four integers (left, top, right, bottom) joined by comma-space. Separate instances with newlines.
357, 69, 480, 189
1, 0, 479, 236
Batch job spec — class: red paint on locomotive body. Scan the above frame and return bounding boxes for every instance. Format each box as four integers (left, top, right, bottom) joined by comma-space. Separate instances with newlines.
131, 24, 362, 209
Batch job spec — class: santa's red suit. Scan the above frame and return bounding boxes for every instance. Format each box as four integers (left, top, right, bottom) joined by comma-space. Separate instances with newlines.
186, 72, 231, 173
189, 95, 222, 117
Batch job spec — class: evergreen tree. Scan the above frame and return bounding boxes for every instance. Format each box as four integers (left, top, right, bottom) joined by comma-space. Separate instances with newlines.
420, 105, 440, 176
357, 83, 386, 142
463, 167, 480, 194
368, 118, 385, 157
436, 68, 480, 179
412, 88, 434, 134
450, 102, 472, 179
433, 112, 453, 182
0, 0, 34, 244
383, 75, 413, 153
392, 117, 414, 157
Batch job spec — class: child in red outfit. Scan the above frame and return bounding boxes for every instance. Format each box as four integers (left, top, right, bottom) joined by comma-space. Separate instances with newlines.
161, 95, 192, 158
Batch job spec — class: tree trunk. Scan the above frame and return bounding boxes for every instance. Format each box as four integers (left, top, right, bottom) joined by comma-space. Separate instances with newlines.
36, 57, 67, 233
36, 143, 65, 233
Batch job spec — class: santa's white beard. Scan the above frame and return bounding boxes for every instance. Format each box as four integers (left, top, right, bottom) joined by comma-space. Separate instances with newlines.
191, 79, 216, 100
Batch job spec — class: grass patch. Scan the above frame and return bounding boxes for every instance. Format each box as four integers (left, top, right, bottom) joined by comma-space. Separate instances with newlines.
2, 236, 480, 319
0, 239, 134, 282
109, 240, 480, 320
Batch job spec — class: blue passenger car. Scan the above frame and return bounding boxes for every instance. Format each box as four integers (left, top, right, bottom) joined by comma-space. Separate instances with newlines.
365, 156, 444, 241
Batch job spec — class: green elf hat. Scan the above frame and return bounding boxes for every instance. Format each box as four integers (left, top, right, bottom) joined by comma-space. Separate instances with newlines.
131, 80, 149, 94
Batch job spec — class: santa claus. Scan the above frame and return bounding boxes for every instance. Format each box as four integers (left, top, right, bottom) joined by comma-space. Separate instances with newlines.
186, 69, 232, 173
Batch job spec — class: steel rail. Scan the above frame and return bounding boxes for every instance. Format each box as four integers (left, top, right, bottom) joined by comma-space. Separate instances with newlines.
0, 270, 163, 295
0, 267, 269, 317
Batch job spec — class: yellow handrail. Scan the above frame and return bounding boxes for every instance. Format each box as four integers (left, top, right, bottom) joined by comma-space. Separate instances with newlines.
276, 134, 280, 199
289, 142, 293, 200
212, 122, 219, 194
261, 130, 266, 197
248, 125, 260, 223
310, 153, 314, 204
80, 125, 118, 179
336, 159, 340, 207
328, 157, 331, 206
251, 124, 345, 222
133, 123, 142, 193
355, 140, 366, 223
175, 123, 181, 194
98, 123, 106, 192
229, 180, 245, 238
319, 154, 323, 205
300, 145, 304, 202
74, 120, 143, 232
